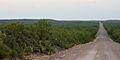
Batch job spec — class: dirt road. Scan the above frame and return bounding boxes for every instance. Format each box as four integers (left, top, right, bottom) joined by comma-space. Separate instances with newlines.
27, 22, 120, 60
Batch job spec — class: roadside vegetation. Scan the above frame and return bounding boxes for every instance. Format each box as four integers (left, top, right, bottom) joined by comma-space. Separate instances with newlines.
104, 20, 120, 43
0, 19, 98, 60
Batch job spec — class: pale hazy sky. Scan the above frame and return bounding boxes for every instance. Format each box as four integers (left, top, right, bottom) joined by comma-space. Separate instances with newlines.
0, 0, 120, 20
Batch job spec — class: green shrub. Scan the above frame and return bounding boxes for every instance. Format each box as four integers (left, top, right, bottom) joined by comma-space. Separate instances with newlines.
0, 20, 98, 59
104, 21, 120, 43
0, 32, 12, 60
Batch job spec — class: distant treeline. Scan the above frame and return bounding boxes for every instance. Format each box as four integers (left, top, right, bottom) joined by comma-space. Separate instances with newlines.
0, 19, 99, 25
0, 19, 99, 60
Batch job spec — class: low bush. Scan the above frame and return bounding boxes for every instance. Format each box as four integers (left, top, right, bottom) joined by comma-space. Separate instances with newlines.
104, 21, 120, 43
0, 19, 98, 59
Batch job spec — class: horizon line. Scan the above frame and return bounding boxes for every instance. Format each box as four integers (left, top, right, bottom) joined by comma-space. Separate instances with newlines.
0, 18, 120, 21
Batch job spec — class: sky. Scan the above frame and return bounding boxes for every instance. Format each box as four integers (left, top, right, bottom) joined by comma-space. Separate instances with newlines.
0, 0, 120, 20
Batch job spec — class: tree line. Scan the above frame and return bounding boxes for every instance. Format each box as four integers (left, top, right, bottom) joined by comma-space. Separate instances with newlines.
0, 19, 99, 60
